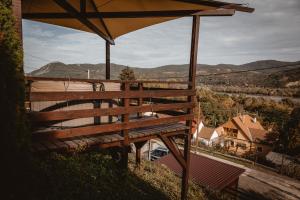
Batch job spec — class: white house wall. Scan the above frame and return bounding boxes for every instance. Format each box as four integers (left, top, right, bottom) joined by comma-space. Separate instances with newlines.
210, 131, 219, 141
192, 122, 204, 141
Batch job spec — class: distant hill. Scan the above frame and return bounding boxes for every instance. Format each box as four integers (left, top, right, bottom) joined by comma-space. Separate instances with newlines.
28, 60, 300, 88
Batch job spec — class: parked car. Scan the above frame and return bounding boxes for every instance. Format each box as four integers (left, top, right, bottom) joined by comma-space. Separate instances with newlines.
150, 147, 169, 161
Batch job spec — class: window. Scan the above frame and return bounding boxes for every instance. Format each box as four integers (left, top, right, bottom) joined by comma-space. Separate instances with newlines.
227, 128, 238, 138
237, 142, 247, 150
257, 147, 263, 152
230, 141, 234, 147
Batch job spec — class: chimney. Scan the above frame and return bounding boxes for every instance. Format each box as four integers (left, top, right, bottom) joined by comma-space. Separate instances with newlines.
253, 117, 257, 123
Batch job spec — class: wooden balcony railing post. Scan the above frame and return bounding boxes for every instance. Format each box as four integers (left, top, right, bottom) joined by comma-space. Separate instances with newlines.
105, 41, 110, 80
121, 82, 130, 169
26, 81, 32, 111
137, 82, 143, 118
181, 15, 200, 200
134, 141, 147, 168
92, 83, 101, 124
106, 41, 113, 123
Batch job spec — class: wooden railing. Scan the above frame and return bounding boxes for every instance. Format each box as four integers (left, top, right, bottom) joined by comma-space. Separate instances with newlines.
25, 76, 195, 140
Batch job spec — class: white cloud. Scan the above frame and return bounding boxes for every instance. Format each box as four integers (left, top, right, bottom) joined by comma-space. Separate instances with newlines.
23, 0, 300, 73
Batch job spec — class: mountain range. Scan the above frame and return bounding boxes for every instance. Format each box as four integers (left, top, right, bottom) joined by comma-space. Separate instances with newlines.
28, 60, 300, 88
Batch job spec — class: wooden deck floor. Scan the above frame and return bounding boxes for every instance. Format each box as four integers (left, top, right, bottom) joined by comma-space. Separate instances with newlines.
32, 123, 189, 152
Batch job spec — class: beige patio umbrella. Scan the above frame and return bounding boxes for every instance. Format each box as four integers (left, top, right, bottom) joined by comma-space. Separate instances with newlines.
22, 0, 253, 44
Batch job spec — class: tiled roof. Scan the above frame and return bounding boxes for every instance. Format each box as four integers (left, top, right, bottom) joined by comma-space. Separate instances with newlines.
191, 120, 201, 135
234, 115, 268, 141
222, 120, 237, 129
157, 153, 245, 190
198, 127, 215, 140
215, 126, 224, 136
234, 115, 264, 129
232, 116, 253, 141
249, 128, 268, 141
220, 114, 267, 142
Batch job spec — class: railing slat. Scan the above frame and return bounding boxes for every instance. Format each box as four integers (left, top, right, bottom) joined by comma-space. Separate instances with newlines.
26, 76, 190, 84
33, 114, 194, 139
30, 90, 195, 101
28, 102, 194, 122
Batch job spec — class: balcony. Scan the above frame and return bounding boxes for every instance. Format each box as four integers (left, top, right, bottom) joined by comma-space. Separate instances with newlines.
26, 76, 195, 152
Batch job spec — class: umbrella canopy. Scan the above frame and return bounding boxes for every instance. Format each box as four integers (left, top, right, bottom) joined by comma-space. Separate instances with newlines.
22, 0, 254, 44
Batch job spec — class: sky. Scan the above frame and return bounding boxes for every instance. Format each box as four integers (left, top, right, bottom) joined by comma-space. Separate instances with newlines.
23, 0, 300, 73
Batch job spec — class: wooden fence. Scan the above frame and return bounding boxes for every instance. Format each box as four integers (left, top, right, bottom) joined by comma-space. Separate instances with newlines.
26, 76, 195, 141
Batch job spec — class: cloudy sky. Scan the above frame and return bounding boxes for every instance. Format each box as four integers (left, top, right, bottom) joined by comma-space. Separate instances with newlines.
23, 0, 300, 73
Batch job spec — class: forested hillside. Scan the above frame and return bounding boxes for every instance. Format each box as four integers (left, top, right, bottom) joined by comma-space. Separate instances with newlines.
29, 60, 300, 89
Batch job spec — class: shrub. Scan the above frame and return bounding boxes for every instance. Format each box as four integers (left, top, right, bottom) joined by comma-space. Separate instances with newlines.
27, 151, 208, 200
1, 1, 29, 198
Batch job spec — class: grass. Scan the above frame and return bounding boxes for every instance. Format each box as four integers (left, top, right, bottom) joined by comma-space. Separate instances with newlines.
129, 156, 206, 200
27, 150, 210, 200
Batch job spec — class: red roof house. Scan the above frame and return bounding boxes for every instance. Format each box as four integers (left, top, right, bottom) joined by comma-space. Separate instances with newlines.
157, 153, 245, 190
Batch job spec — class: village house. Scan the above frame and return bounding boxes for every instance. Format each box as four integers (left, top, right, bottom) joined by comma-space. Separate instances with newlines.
156, 114, 220, 147
217, 114, 272, 156
191, 121, 219, 146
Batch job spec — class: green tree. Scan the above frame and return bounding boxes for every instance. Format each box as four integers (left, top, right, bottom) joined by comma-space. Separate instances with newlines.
119, 66, 136, 81
279, 107, 300, 156
0, 1, 30, 198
